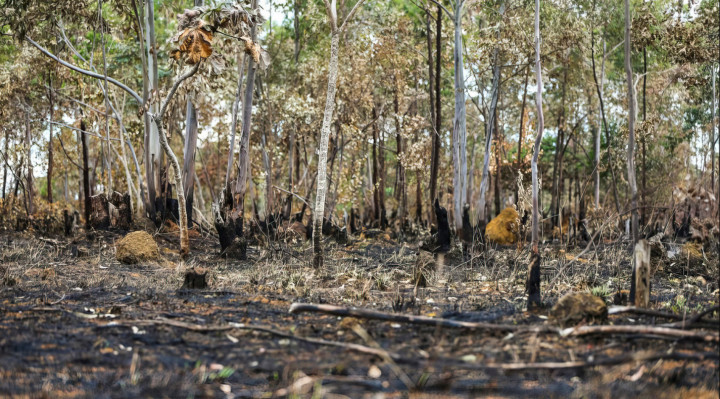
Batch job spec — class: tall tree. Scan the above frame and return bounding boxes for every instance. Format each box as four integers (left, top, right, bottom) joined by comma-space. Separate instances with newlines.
428, 4, 442, 224
528, 0, 544, 309
312, 0, 368, 268
624, 0, 638, 244
46, 74, 54, 204
476, 0, 505, 235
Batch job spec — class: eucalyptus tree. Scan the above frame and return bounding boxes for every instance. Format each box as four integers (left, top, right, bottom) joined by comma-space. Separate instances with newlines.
528, 0, 544, 309
624, 0, 638, 244
430, 0, 469, 235
312, 0, 368, 268
475, 0, 505, 236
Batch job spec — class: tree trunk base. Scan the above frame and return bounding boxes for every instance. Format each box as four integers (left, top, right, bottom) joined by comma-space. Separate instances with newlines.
89, 192, 132, 230
182, 267, 208, 289
527, 252, 542, 310
213, 186, 247, 260
63, 210, 79, 236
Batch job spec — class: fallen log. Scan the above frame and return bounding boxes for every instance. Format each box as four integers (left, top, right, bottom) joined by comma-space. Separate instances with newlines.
561, 325, 719, 342
289, 303, 556, 333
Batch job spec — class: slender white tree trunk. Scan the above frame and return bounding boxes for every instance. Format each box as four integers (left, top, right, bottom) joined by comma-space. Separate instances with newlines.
145, 0, 160, 215
150, 63, 200, 258
313, 32, 340, 268
594, 38, 606, 209
451, 6, 467, 234
711, 65, 716, 196
528, 0, 545, 309
625, 0, 638, 244
476, 1, 505, 233
531, 0, 545, 254
226, 54, 247, 186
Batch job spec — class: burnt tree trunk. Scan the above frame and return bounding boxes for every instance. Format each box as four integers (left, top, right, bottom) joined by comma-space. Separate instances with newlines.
183, 98, 198, 226
394, 79, 406, 226
428, 4, 442, 224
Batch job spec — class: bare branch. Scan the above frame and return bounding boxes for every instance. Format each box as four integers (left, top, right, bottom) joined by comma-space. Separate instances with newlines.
339, 0, 368, 31
427, 0, 454, 20
24, 36, 143, 105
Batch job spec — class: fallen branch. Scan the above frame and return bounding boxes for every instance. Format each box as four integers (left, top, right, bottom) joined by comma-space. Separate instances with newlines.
102, 317, 402, 360
561, 325, 719, 342
289, 303, 557, 333
610, 305, 720, 329
664, 305, 720, 329
609, 305, 689, 320
440, 350, 719, 372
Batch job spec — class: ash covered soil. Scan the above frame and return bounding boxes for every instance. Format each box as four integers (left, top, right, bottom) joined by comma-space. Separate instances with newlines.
0, 228, 718, 398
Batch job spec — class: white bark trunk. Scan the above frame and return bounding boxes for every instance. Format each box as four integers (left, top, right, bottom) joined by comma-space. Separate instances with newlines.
150, 63, 200, 258
625, 0, 638, 243
226, 54, 247, 186
313, 32, 340, 268
451, 6, 468, 233
594, 39, 606, 209
145, 0, 161, 211
531, 0, 544, 253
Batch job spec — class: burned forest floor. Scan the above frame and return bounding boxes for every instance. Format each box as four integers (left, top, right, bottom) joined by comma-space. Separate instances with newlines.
0, 224, 718, 398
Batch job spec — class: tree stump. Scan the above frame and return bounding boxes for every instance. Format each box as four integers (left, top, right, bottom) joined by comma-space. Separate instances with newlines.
527, 252, 542, 310
63, 210, 79, 236
110, 192, 132, 229
630, 239, 651, 308
213, 186, 247, 260
420, 199, 451, 253
89, 192, 132, 230
182, 267, 208, 289
89, 193, 110, 229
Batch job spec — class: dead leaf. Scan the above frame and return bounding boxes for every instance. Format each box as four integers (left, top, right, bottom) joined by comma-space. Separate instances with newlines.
176, 25, 214, 65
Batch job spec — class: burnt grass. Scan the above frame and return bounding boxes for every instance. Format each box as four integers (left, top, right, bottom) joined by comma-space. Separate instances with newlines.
0, 227, 718, 398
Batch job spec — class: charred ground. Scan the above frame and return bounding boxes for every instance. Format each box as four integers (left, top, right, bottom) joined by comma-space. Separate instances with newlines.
0, 224, 718, 398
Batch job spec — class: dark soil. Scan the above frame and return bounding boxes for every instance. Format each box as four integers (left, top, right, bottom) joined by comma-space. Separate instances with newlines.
0, 228, 718, 398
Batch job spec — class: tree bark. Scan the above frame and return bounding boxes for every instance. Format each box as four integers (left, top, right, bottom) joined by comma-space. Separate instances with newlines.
100, 1, 113, 193
293, 0, 301, 64
493, 111, 502, 216
641, 47, 647, 225
712, 65, 716, 195
226, 54, 247, 186
451, 3, 468, 235
24, 110, 34, 216
394, 77, 406, 226
183, 98, 198, 226
625, 0, 639, 244
2, 132, 7, 200
313, 31, 341, 268
234, 0, 259, 237
550, 66, 567, 230
145, 0, 160, 219
81, 120, 91, 226
47, 75, 54, 204
515, 64, 529, 205
476, 7, 503, 232
150, 63, 200, 258
528, 0, 544, 308
428, 4, 442, 223
590, 32, 621, 213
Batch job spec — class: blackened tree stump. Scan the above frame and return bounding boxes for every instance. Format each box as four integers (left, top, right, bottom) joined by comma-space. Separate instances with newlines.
89, 192, 132, 230
182, 267, 208, 289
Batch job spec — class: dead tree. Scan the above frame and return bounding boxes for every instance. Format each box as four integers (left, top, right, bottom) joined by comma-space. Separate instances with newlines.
630, 239, 651, 308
